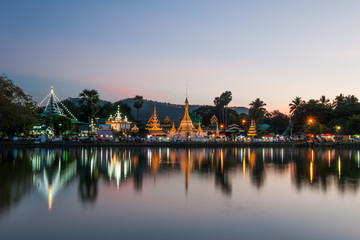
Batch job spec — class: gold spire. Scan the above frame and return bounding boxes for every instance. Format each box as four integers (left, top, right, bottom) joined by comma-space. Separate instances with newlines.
198, 123, 203, 133
170, 121, 176, 133
178, 97, 195, 137
146, 106, 163, 131
247, 120, 257, 137
146, 106, 166, 136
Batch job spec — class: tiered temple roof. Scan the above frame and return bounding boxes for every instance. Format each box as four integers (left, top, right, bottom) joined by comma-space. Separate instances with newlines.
146, 106, 166, 136
247, 120, 257, 137
105, 105, 131, 132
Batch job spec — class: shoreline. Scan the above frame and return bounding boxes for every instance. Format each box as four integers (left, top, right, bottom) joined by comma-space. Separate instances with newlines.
1, 141, 360, 149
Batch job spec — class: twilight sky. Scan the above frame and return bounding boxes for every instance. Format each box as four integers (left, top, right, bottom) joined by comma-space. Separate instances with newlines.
1, 0, 360, 112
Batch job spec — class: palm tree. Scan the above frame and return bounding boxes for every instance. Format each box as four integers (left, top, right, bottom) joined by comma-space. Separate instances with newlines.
333, 94, 345, 108
319, 95, 330, 105
345, 94, 358, 103
79, 89, 100, 123
249, 98, 266, 123
213, 91, 232, 126
289, 96, 304, 115
133, 95, 144, 122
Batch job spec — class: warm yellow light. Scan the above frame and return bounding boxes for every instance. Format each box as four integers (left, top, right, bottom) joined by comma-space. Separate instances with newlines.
48, 185, 53, 211
243, 156, 246, 178
220, 149, 223, 173
310, 161, 313, 183
338, 156, 341, 180
308, 118, 313, 124
242, 119, 246, 124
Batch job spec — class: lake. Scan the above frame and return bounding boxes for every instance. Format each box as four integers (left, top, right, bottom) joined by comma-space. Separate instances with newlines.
1, 147, 360, 239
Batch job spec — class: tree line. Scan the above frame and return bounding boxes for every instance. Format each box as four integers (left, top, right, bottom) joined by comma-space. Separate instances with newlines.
2, 74, 360, 137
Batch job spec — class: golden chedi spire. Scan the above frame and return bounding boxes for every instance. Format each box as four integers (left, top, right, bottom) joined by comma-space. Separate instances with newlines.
247, 120, 257, 137
178, 98, 195, 137
169, 121, 177, 137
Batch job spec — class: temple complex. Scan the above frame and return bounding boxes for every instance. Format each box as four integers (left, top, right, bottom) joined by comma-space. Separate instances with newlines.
247, 120, 257, 137
146, 106, 166, 136
106, 105, 131, 132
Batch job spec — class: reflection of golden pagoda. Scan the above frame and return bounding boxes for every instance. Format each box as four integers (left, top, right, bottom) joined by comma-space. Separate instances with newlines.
106, 105, 131, 132
247, 120, 257, 137
146, 106, 166, 136
178, 98, 196, 138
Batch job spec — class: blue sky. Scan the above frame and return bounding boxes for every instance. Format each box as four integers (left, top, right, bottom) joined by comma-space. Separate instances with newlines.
2, 0, 360, 112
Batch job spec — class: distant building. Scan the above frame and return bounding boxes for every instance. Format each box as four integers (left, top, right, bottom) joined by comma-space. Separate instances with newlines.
146, 106, 166, 137
247, 120, 257, 137
106, 105, 131, 132
170, 98, 206, 139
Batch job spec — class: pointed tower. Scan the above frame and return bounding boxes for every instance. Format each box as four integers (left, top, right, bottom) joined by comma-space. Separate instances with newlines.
39, 86, 77, 120
247, 120, 257, 137
178, 98, 195, 138
169, 121, 177, 137
146, 106, 166, 136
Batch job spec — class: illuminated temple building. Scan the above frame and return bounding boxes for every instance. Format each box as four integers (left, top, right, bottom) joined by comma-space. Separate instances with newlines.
171, 98, 206, 139
146, 106, 166, 136
177, 98, 196, 138
247, 120, 257, 137
106, 105, 131, 132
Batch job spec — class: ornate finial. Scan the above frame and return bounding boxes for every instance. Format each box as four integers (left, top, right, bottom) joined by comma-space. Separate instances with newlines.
50, 86, 54, 95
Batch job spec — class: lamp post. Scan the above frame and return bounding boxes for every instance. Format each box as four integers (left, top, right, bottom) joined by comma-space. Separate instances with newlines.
336, 125, 341, 140
308, 118, 314, 139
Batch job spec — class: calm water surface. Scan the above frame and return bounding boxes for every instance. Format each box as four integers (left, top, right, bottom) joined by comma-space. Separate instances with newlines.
1, 147, 360, 239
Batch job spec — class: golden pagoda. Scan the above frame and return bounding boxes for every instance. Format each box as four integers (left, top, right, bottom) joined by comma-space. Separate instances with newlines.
247, 120, 257, 137
169, 121, 177, 137
197, 123, 203, 133
178, 98, 196, 138
146, 106, 166, 136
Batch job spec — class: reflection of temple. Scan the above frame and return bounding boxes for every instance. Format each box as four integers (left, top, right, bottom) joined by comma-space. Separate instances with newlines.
31, 150, 77, 211
146, 106, 166, 136
106, 105, 131, 132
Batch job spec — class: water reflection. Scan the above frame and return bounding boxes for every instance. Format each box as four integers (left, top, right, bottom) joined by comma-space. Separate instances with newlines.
2, 147, 360, 216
